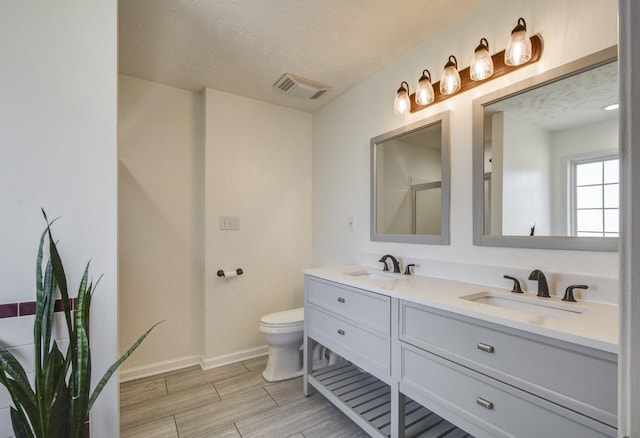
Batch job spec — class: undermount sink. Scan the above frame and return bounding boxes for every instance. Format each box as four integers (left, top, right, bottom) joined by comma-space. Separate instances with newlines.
344, 270, 408, 281
460, 291, 588, 319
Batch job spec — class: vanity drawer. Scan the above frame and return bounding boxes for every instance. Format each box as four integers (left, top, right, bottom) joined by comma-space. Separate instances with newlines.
306, 277, 390, 335
399, 301, 617, 426
400, 344, 616, 438
307, 304, 390, 377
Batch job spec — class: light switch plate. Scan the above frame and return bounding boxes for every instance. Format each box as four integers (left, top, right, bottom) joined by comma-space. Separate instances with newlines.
220, 216, 240, 230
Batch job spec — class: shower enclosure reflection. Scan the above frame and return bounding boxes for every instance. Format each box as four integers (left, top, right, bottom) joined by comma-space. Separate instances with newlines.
371, 111, 450, 244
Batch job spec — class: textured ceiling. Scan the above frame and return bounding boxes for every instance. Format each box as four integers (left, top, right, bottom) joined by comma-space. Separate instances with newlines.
487, 60, 619, 132
118, 0, 488, 112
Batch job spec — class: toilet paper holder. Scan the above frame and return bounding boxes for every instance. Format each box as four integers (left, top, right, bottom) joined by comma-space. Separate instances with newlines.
217, 268, 243, 278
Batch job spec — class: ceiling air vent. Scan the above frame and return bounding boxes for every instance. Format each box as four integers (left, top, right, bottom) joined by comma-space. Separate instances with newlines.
273, 73, 331, 100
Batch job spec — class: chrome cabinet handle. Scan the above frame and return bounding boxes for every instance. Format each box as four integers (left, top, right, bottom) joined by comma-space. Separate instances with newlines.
337, 329, 345, 336
477, 343, 495, 353
337, 297, 345, 303
476, 397, 494, 410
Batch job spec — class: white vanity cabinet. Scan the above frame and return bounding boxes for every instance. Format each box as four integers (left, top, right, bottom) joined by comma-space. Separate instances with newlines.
302, 272, 618, 438
306, 276, 391, 378
303, 276, 463, 438
399, 301, 617, 437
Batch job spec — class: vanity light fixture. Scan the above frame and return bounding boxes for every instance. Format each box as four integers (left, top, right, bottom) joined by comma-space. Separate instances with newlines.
394, 17, 542, 115
470, 38, 494, 81
393, 81, 411, 115
603, 103, 619, 111
440, 56, 461, 95
415, 70, 435, 106
505, 18, 532, 66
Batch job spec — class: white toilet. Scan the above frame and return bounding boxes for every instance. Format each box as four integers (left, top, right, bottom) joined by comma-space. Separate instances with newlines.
260, 307, 305, 382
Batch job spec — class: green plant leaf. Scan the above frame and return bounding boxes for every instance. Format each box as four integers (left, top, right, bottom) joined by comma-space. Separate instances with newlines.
48, 363, 70, 438
35, 222, 47, 309
0, 346, 32, 398
88, 321, 163, 409
41, 259, 57, 359
10, 407, 33, 438
41, 341, 66, 431
44, 217, 72, 336
34, 224, 49, 436
82, 276, 99, 331
0, 348, 38, 423
70, 324, 90, 437
36, 258, 58, 435
0, 371, 37, 437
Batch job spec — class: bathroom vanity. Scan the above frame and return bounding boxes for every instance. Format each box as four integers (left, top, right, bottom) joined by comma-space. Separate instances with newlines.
302, 267, 618, 438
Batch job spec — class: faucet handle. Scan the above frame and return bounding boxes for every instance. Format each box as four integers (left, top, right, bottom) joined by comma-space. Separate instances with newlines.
404, 264, 415, 275
503, 275, 523, 293
562, 285, 588, 302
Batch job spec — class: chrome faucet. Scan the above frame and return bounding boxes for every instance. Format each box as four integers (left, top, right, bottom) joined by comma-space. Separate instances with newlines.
528, 269, 550, 298
379, 255, 401, 273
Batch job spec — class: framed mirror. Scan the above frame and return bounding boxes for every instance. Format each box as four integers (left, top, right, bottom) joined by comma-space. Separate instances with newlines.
473, 46, 618, 251
371, 111, 450, 244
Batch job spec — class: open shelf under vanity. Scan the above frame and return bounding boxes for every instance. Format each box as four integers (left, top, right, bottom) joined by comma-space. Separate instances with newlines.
308, 361, 472, 438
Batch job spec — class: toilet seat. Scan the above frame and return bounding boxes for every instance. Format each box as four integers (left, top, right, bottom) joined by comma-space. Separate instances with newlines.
260, 307, 304, 328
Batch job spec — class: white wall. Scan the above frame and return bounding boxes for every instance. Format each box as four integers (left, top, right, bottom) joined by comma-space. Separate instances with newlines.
0, 1, 118, 436
118, 75, 204, 375
203, 89, 312, 365
312, 0, 618, 278
117, 82, 312, 376
501, 112, 552, 236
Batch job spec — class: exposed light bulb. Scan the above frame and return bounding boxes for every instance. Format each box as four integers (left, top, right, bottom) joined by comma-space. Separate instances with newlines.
470, 38, 494, 81
393, 81, 411, 114
603, 103, 619, 111
505, 17, 532, 66
440, 55, 461, 95
415, 70, 435, 106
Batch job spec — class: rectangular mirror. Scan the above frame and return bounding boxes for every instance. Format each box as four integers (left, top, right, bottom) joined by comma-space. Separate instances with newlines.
473, 46, 618, 251
371, 111, 450, 244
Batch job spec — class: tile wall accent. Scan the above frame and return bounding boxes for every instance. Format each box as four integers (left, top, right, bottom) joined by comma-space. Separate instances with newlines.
0, 298, 76, 319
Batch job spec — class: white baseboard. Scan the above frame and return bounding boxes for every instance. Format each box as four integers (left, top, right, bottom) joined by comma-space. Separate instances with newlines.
118, 346, 270, 382
119, 354, 202, 383
201, 345, 269, 370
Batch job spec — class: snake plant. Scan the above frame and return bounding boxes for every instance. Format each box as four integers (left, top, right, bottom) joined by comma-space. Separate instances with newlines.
0, 211, 159, 437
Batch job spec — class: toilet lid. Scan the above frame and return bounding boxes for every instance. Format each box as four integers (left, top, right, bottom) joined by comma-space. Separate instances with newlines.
260, 307, 304, 327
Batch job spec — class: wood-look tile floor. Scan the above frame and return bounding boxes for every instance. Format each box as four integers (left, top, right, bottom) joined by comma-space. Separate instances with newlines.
120, 355, 369, 438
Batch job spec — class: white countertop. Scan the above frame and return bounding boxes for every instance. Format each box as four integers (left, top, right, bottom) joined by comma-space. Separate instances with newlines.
304, 265, 619, 354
